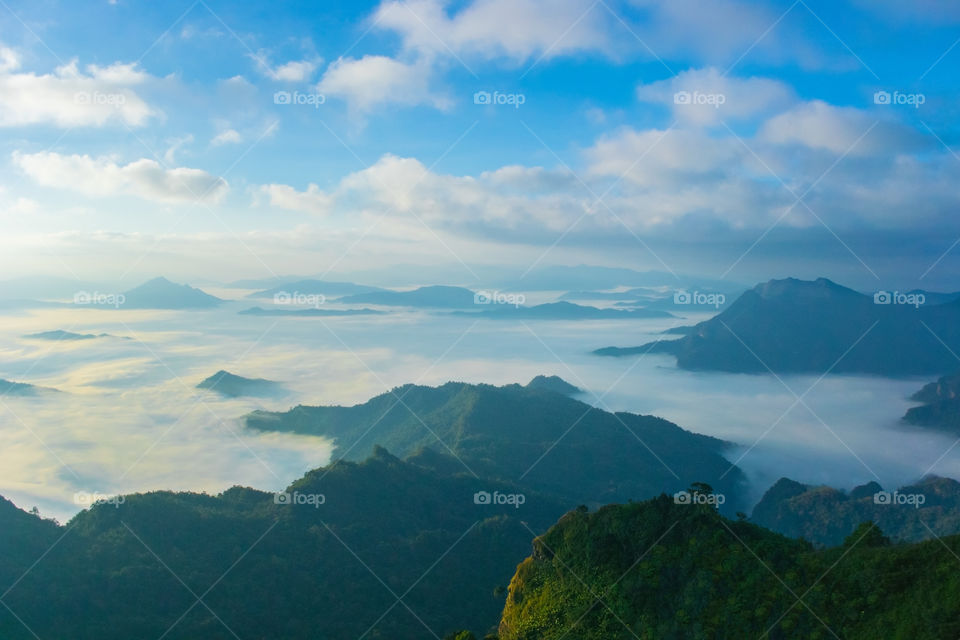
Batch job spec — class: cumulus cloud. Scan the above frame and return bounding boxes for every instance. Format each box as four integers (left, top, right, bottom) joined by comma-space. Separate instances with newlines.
317, 55, 448, 112
0, 53, 158, 127
258, 183, 333, 215
252, 51, 321, 82
636, 67, 795, 125
758, 100, 926, 155
13, 152, 228, 204
374, 0, 616, 62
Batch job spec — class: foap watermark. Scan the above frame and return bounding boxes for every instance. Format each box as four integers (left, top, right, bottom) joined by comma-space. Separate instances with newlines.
674, 90, 726, 108
674, 290, 725, 309
74, 290, 126, 308
874, 490, 925, 509
474, 290, 525, 307
274, 90, 325, 108
873, 290, 925, 308
273, 291, 326, 307
74, 491, 125, 508
73, 91, 127, 106
874, 90, 925, 108
473, 90, 525, 108
274, 491, 326, 508
473, 490, 525, 508
673, 490, 726, 506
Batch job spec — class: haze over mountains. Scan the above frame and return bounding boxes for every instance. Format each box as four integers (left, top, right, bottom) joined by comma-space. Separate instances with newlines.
596, 277, 960, 376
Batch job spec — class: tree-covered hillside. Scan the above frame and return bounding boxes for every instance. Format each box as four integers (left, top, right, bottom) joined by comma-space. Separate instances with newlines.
245, 380, 747, 513
499, 494, 960, 639
0, 448, 565, 640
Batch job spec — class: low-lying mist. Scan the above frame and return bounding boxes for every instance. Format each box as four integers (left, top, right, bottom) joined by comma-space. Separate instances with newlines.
1, 303, 955, 521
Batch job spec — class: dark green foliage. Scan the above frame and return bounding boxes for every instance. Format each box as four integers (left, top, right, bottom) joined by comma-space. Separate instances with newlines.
0, 450, 564, 640
498, 497, 960, 639
752, 476, 960, 545
244, 380, 748, 513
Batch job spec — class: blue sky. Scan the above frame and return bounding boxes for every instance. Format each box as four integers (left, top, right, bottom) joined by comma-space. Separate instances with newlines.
2, 0, 960, 289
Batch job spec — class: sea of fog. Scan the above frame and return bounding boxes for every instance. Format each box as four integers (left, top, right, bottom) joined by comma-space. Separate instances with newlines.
1, 298, 957, 522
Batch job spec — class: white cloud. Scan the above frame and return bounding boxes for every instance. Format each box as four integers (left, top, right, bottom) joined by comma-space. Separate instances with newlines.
211, 128, 242, 146
163, 134, 194, 164
318, 55, 448, 112
0, 45, 20, 73
758, 100, 924, 155
251, 50, 321, 82
636, 67, 795, 126
13, 152, 228, 204
257, 183, 333, 215
0, 56, 157, 128
374, 0, 615, 62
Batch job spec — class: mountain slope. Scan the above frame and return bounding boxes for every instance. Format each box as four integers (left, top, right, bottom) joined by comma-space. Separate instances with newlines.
0, 448, 566, 640
119, 277, 223, 309
903, 371, 960, 433
196, 370, 286, 398
245, 380, 747, 512
595, 277, 960, 375
498, 496, 960, 639
751, 476, 960, 545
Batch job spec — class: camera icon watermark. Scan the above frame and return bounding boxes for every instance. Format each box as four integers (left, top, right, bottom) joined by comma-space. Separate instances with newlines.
674, 91, 725, 108
474, 290, 525, 307
873, 490, 925, 509
874, 90, 925, 108
473, 490, 525, 508
274, 90, 325, 108
273, 291, 325, 308
873, 290, 925, 308
673, 289, 725, 309
74, 91, 127, 106
74, 491, 125, 508
673, 490, 725, 506
73, 290, 126, 308
473, 90, 525, 108
274, 491, 325, 508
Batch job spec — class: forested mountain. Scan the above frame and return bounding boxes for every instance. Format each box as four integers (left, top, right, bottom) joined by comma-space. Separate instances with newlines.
0, 448, 565, 640
595, 278, 960, 375
498, 495, 960, 639
245, 380, 747, 512
750, 476, 960, 545
903, 371, 960, 433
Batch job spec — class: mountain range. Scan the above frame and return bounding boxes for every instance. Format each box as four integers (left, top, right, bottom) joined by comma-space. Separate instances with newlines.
0, 448, 566, 640
244, 378, 747, 512
497, 496, 960, 639
750, 475, 960, 546
595, 277, 960, 376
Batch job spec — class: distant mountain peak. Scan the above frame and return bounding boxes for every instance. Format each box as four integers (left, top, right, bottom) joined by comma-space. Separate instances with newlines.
526, 375, 582, 396
196, 370, 284, 398
120, 277, 222, 309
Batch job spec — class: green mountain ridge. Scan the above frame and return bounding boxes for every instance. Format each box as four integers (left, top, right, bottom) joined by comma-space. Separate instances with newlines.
0, 448, 566, 640
244, 379, 748, 513
498, 496, 960, 639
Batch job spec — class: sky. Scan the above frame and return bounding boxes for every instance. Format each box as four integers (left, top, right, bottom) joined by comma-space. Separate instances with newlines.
1, 0, 960, 290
